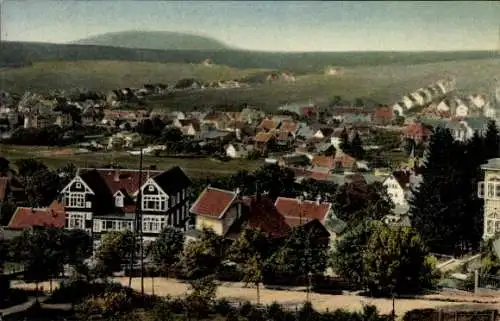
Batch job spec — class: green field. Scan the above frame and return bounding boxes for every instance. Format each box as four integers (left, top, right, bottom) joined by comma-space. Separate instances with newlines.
0, 61, 268, 93
1, 57, 499, 110
0, 145, 262, 179
148, 59, 500, 109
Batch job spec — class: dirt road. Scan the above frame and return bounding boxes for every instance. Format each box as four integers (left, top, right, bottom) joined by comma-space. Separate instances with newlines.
12, 278, 500, 317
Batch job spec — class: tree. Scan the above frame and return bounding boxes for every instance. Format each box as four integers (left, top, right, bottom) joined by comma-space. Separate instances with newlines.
227, 228, 272, 304
10, 228, 66, 296
409, 127, 466, 254
349, 132, 365, 159
0, 157, 9, 174
484, 120, 499, 159
266, 226, 328, 284
15, 158, 48, 177
333, 181, 393, 225
331, 220, 380, 289
63, 229, 93, 276
23, 168, 63, 207
185, 275, 217, 319
339, 127, 350, 152
180, 228, 222, 279
150, 227, 185, 277
363, 225, 440, 296
160, 127, 183, 143
95, 231, 135, 276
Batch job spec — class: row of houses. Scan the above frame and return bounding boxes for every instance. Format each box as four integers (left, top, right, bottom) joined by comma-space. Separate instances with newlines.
0, 161, 425, 251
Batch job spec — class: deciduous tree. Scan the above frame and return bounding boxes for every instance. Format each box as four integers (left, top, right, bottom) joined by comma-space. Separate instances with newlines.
150, 227, 185, 277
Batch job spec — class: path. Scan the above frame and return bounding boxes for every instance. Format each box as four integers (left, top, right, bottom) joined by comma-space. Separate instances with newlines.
12, 278, 500, 317
0, 297, 47, 317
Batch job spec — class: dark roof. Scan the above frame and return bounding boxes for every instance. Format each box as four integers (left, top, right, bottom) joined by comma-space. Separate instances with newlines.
226, 195, 291, 239
153, 166, 192, 194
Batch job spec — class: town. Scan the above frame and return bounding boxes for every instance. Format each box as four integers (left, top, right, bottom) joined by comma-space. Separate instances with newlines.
0, 71, 500, 320
1, 1, 500, 320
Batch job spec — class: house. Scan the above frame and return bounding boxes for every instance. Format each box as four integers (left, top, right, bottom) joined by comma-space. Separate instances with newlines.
225, 143, 250, 159
313, 127, 335, 140
107, 132, 142, 150
254, 132, 274, 152
274, 196, 338, 245
225, 195, 291, 240
383, 170, 411, 207
405, 122, 432, 144
8, 201, 65, 230
374, 106, 394, 125
59, 166, 192, 248
189, 187, 242, 236
258, 118, 279, 132
201, 112, 231, 130
174, 119, 201, 137
279, 120, 299, 138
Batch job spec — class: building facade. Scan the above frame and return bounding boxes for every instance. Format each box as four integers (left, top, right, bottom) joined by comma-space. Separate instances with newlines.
60, 166, 193, 249
478, 158, 500, 239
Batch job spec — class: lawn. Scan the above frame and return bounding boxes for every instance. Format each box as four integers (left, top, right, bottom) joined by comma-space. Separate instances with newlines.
0, 144, 262, 179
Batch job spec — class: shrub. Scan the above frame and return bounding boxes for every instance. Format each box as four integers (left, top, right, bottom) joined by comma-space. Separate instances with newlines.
214, 298, 234, 316
80, 290, 133, 317
238, 301, 254, 318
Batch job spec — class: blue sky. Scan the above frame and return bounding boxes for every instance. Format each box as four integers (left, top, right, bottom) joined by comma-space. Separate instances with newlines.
2, 1, 500, 52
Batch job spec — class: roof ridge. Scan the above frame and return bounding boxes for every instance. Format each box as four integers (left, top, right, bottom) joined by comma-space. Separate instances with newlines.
207, 186, 236, 195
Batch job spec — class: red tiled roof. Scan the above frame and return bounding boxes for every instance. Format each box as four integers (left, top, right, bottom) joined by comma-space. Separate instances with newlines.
312, 156, 335, 169
258, 119, 278, 131
8, 201, 66, 230
275, 197, 332, 225
190, 187, 237, 218
0, 177, 8, 202
229, 195, 291, 239
334, 150, 356, 168
255, 132, 274, 143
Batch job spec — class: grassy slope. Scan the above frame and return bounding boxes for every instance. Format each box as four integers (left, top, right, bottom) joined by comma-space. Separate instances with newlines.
149, 59, 500, 109
0, 61, 269, 92
0, 59, 498, 109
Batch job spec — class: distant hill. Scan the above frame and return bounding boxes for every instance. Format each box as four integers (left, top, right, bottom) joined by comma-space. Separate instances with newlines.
72, 31, 231, 51
1, 41, 498, 73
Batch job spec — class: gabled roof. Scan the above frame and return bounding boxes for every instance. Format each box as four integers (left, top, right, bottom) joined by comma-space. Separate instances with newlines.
79, 168, 162, 197
8, 201, 65, 230
279, 120, 299, 133
258, 118, 279, 131
226, 195, 291, 239
190, 187, 237, 219
275, 197, 332, 226
153, 166, 192, 195
311, 156, 335, 169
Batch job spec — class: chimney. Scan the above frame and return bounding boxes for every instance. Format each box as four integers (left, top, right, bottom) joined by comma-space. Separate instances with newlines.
113, 169, 120, 182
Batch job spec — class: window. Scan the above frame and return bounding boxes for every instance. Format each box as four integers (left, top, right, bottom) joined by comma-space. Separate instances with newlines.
69, 213, 85, 229
93, 220, 101, 233
142, 195, 166, 211
119, 221, 132, 231
182, 189, 185, 199
495, 184, 500, 198
148, 185, 154, 192
496, 221, 500, 233
115, 195, 124, 208
65, 193, 86, 208
478, 182, 484, 198
143, 216, 162, 233
76, 182, 82, 189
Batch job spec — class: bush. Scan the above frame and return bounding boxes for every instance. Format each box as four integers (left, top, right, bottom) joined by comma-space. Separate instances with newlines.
238, 301, 254, 318
79, 290, 133, 317
214, 298, 234, 316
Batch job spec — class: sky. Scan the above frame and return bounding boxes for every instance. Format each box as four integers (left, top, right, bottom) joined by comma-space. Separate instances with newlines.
2, 1, 500, 52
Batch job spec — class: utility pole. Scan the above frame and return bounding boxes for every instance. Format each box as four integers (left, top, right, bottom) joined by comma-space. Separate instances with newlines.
138, 148, 145, 295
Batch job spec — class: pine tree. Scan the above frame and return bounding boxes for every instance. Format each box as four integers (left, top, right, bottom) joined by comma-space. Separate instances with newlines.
484, 120, 500, 159
409, 126, 466, 254
339, 127, 350, 152
350, 132, 365, 159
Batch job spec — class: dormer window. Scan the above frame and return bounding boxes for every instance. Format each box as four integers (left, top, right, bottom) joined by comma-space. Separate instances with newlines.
115, 195, 124, 208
